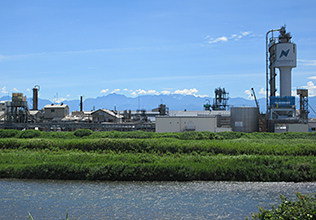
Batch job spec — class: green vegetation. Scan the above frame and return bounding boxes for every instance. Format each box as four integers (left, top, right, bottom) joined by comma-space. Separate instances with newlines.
0, 130, 316, 181
1, 129, 316, 140
18, 130, 41, 139
251, 192, 316, 219
74, 129, 92, 137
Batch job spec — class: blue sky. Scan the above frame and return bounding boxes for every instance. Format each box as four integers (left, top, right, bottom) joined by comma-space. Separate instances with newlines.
1, 0, 316, 103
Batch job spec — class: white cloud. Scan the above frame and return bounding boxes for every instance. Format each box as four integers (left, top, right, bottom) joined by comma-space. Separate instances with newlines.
135, 89, 147, 95
245, 87, 266, 100
194, 94, 209, 98
258, 87, 266, 96
26, 88, 31, 92
66, 94, 70, 97
130, 89, 148, 96
207, 36, 228, 44
12, 88, 18, 92
161, 90, 171, 95
98, 87, 209, 98
128, 88, 208, 97
174, 88, 199, 96
244, 90, 254, 100
298, 59, 316, 66
125, 89, 134, 93
302, 81, 316, 97
147, 90, 160, 95
54, 97, 67, 103
241, 31, 251, 36
206, 31, 252, 44
111, 89, 120, 94
1, 86, 9, 94
308, 76, 316, 80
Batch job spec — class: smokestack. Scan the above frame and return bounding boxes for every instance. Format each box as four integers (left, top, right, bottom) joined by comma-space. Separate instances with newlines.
80, 96, 83, 112
32, 85, 40, 110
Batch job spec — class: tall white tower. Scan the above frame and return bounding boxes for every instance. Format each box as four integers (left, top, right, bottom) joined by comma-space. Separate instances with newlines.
266, 26, 298, 131
273, 27, 297, 96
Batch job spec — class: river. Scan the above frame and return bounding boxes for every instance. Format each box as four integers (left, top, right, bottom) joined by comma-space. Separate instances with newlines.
1, 179, 316, 219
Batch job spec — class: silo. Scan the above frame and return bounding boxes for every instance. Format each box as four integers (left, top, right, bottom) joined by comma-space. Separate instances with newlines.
230, 107, 259, 132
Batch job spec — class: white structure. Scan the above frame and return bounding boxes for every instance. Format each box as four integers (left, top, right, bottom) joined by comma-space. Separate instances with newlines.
268, 26, 297, 97
274, 42, 297, 96
155, 116, 217, 133
62, 111, 93, 122
168, 110, 230, 117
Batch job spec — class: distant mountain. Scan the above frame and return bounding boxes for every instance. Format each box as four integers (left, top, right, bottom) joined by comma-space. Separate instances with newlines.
64, 94, 211, 112
27, 97, 51, 110
0, 96, 11, 102
1, 93, 316, 117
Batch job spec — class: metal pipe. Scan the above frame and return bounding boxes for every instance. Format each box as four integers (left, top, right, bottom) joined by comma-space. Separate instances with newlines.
265, 28, 280, 124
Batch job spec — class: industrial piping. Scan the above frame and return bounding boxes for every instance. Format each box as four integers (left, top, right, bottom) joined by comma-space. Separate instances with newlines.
265, 28, 280, 122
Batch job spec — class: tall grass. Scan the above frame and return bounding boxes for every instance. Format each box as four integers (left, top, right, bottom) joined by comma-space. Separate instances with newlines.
1, 130, 316, 181
1, 129, 316, 140
0, 150, 315, 181
0, 137, 315, 156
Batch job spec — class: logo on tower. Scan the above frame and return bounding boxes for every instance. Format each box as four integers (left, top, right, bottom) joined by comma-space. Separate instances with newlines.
279, 49, 290, 58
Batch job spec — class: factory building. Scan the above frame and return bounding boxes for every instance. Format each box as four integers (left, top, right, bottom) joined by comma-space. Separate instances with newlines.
91, 109, 121, 123
43, 104, 69, 121
156, 116, 217, 133
155, 109, 232, 133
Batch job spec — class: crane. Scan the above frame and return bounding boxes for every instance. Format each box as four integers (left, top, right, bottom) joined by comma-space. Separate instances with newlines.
251, 88, 265, 132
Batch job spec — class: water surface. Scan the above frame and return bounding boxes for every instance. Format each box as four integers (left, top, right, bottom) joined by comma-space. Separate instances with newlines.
1, 179, 316, 219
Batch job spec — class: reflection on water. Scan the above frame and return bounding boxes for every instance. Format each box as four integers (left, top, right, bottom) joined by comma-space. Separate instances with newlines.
1, 179, 316, 219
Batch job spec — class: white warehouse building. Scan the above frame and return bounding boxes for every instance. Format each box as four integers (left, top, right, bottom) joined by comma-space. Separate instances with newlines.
155, 116, 217, 133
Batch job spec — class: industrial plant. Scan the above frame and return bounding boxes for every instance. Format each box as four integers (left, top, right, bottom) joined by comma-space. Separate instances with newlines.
0, 26, 315, 133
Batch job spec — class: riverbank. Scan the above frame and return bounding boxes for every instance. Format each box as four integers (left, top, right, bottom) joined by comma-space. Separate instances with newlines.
0, 130, 315, 181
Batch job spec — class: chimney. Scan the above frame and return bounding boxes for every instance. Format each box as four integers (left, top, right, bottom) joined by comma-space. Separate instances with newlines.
32, 86, 39, 110
80, 96, 83, 112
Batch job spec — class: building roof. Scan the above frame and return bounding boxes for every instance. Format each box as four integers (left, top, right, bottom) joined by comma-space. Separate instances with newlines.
157, 115, 216, 118
168, 110, 230, 117
29, 110, 42, 115
92, 109, 122, 118
44, 104, 69, 109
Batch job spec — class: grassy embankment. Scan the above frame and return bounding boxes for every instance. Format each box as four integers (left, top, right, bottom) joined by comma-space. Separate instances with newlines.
0, 129, 316, 181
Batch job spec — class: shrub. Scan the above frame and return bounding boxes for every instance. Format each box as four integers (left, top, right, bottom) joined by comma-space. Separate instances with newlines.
251, 192, 316, 219
180, 131, 211, 140
216, 131, 244, 140
18, 130, 41, 138
0, 129, 19, 138
74, 129, 92, 137
209, 133, 224, 140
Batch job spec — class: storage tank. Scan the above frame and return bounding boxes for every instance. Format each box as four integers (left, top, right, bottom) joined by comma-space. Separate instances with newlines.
230, 107, 259, 132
